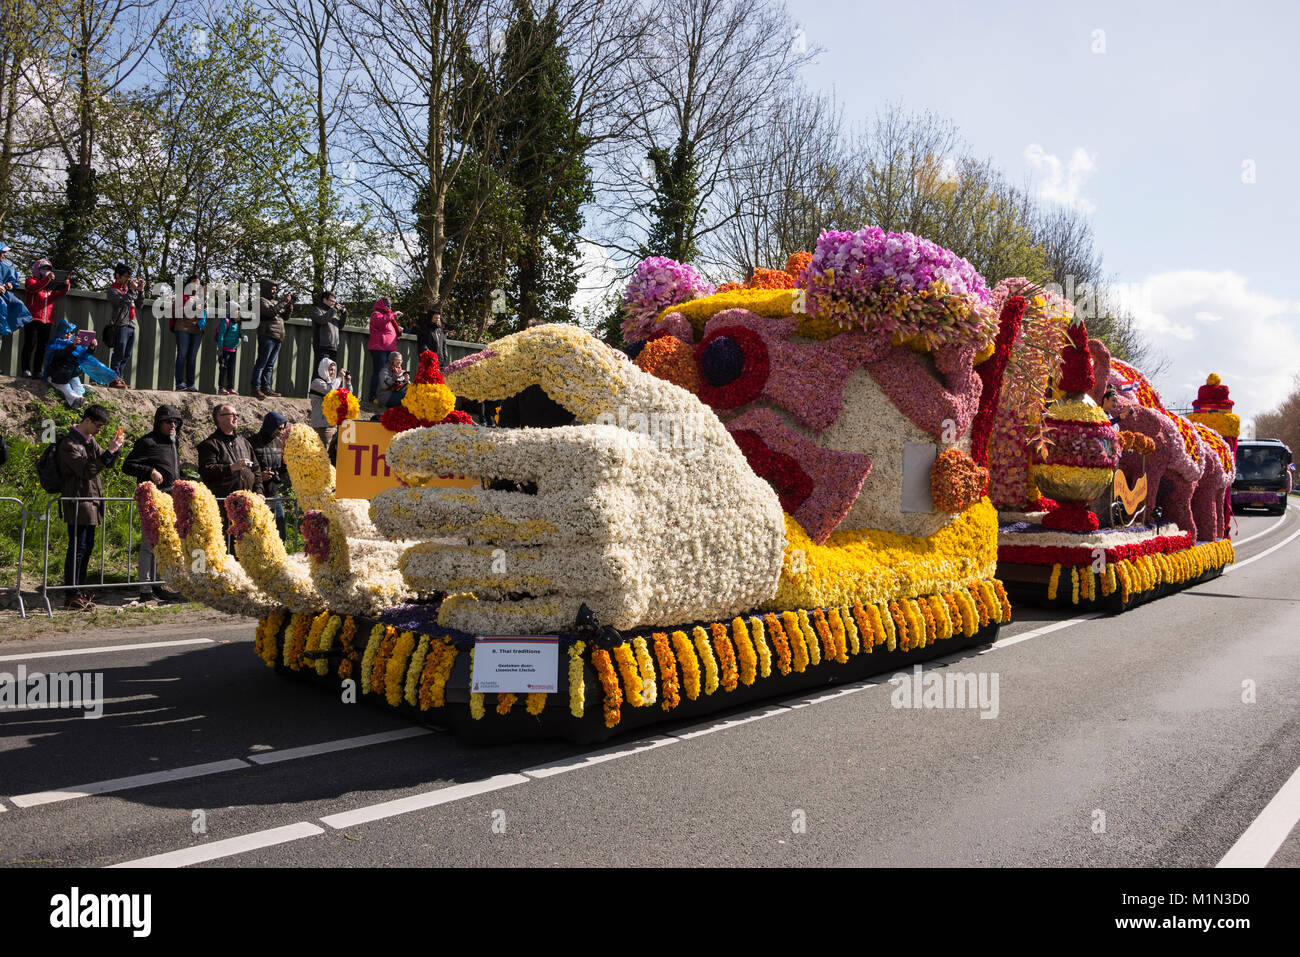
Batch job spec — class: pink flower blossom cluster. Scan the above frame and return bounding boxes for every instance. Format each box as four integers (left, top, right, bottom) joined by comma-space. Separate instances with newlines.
799, 228, 996, 347
621, 256, 714, 343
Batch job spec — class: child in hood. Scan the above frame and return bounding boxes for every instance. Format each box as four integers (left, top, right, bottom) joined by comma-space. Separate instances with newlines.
309, 356, 352, 463
42, 319, 125, 408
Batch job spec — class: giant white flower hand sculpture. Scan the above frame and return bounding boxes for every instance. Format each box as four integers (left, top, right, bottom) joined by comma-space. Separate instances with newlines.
370, 324, 787, 634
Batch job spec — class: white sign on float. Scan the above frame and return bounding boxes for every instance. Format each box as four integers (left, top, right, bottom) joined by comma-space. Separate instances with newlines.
471, 637, 560, 694
900, 442, 939, 512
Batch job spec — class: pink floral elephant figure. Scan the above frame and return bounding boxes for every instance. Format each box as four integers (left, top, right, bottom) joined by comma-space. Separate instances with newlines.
1089, 340, 1207, 538
1190, 424, 1233, 541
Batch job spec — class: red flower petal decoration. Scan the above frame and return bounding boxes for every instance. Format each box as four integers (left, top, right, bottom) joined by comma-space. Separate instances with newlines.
695, 325, 770, 409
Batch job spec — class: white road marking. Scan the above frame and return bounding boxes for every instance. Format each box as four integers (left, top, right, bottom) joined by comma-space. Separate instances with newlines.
670, 706, 791, 738
784, 681, 879, 709
522, 736, 677, 778
109, 822, 325, 868
1232, 510, 1288, 548
11, 759, 251, 807
247, 727, 434, 764
1217, 763, 1300, 868
1224, 524, 1300, 574
983, 614, 1105, 652
0, 638, 214, 663
319, 773, 529, 829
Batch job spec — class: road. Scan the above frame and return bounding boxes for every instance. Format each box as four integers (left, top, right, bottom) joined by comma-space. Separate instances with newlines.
1, 509, 1298, 868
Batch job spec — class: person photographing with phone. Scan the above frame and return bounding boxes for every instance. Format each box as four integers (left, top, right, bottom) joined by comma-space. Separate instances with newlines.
106, 263, 145, 381
21, 257, 70, 377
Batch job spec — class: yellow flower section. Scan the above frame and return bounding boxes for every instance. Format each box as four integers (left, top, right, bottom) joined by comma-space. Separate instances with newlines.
403, 381, 455, 423
658, 288, 796, 337
284, 424, 336, 512
1044, 399, 1109, 424
443, 323, 625, 424
1042, 539, 1236, 605
1186, 409, 1241, 440
772, 499, 998, 611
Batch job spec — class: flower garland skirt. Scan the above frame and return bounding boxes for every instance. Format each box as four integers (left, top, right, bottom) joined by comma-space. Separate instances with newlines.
256, 583, 1008, 745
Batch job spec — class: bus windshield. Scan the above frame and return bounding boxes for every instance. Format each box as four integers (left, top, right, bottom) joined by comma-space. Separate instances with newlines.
1235, 445, 1290, 483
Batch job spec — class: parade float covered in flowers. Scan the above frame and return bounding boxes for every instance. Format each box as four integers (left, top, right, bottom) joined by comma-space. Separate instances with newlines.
139, 228, 1021, 743
981, 281, 1235, 611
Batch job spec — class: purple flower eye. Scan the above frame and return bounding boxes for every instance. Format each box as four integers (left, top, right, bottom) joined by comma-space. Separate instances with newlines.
700, 336, 745, 386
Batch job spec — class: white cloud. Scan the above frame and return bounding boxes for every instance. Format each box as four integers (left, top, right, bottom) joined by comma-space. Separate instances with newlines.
1024, 144, 1097, 213
1109, 270, 1300, 417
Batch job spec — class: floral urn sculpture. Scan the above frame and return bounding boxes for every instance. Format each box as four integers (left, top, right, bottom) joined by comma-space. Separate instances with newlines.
1031, 321, 1120, 531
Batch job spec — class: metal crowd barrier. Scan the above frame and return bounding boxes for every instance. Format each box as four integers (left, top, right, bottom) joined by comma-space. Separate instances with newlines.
34, 491, 304, 618
0, 496, 29, 618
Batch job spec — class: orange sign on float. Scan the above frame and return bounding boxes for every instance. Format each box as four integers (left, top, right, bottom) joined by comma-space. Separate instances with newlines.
335, 420, 478, 499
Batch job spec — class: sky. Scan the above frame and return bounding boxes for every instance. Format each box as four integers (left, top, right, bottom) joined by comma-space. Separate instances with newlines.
780, 0, 1300, 423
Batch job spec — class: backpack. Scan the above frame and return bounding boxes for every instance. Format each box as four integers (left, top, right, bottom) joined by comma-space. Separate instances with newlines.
37, 433, 68, 494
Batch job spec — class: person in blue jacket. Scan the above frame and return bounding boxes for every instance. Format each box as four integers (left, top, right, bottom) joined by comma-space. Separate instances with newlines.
0, 241, 33, 336
42, 318, 125, 408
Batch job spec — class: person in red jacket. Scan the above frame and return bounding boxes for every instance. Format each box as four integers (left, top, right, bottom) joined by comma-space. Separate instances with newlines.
21, 258, 70, 377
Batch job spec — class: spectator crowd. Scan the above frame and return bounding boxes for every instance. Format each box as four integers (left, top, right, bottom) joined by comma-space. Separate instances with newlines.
43, 400, 293, 611
0, 243, 454, 412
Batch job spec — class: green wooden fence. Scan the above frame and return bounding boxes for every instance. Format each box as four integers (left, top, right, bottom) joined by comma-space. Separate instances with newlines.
0, 290, 483, 397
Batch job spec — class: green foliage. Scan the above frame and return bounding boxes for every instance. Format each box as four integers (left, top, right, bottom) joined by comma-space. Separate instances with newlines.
643, 141, 701, 263
433, 0, 593, 341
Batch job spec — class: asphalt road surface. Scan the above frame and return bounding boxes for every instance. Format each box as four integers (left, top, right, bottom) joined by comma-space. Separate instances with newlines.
2, 509, 1298, 869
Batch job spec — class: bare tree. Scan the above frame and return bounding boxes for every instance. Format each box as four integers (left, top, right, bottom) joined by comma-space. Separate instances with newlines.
710, 88, 850, 276
596, 0, 813, 269
337, 0, 646, 312
31, 0, 174, 272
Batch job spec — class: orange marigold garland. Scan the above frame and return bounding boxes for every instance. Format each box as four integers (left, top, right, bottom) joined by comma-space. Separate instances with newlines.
612, 642, 645, 707
992, 580, 1012, 622
797, 609, 822, 666
764, 613, 792, 675
591, 647, 622, 728
850, 603, 874, 652
691, 626, 720, 694
652, 633, 681, 711
496, 692, 517, 715
369, 626, 398, 697
889, 601, 909, 652
827, 607, 851, 660
283, 612, 312, 670
710, 622, 739, 692
732, 617, 758, 685
670, 630, 701, 700
337, 616, 359, 679
632, 636, 657, 706
781, 611, 808, 673
917, 599, 937, 648
256, 613, 286, 667
749, 616, 772, 678
385, 631, 417, 707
